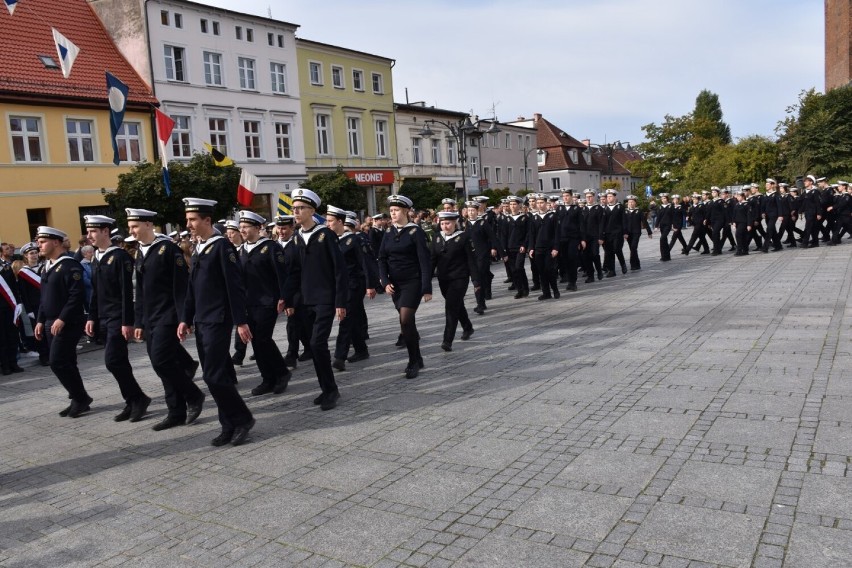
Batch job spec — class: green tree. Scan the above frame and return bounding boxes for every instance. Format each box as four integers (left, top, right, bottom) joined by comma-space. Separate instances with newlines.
300, 166, 367, 213
105, 153, 241, 228
398, 178, 455, 210
694, 89, 732, 144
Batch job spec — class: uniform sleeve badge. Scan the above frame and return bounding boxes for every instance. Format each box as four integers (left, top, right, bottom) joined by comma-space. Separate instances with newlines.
107, 256, 115, 265
228, 252, 237, 263
158, 245, 166, 255
318, 232, 326, 243
345, 237, 352, 246
409, 227, 417, 236
261, 245, 268, 254
72, 271, 81, 280
176, 257, 185, 267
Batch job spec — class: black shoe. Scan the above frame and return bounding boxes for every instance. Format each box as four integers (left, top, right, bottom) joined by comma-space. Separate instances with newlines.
114, 405, 132, 422
129, 395, 152, 422
283, 355, 298, 369
186, 396, 204, 425
461, 328, 474, 341
700, 251, 709, 255
682, 249, 689, 256
297, 351, 314, 362
566, 283, 577, 291
395, 335, 405, 348
313, 392, 325, 405
211, 429, 234, 447
728, 247, 737, 252
332, 358, 346, 372
508, 285, 516, 291
800, 244, 809, 249
514, 292, 524, 299
321, 391, 340, 410
660, 258, 670, 262
693, 246, 701, 252
711, 251, 720, 256
251, 382, 274, 396
441, 342, 452, 352
473, 306, 485, 315
273, 369, 291, 394
553, 290, 561, 299
597, 271, 604, 280
231, 418, 256, 446
530, 285, 541, 291
503, 278, 513, 283
787, 243, 797, 248
761, 247, 769, 253
621, 266, 627, 274
231, 354, 244, 366
152, 416, 184, 431
537, 294, 552, 301
606, 271, 616, 278
9, 365, 24, 373
67, 399, 92, 418
773, 246, 784, 251
347, 351, 370, 363
185, 360, 199, 379
585, 276, 595, 283
39, 355, 50, 366
59, 404, 73, 417
404, 365, 419, 379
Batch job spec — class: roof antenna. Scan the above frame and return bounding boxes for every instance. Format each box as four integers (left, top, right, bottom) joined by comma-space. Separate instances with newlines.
267, 6, 272, 17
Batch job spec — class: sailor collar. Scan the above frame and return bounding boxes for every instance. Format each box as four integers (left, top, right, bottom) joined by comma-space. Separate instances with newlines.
195, 235, 224, 255
139, 236, 170, 258
243, 237, 268, 254
439, 230, 463, 241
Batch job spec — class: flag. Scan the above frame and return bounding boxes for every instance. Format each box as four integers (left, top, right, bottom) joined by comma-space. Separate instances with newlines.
4, 0, 17, 15
203, 141, 234, 166
277, 192, 293, 216
106, 72, 129, 165
154, 109, 175, 195
237, 169, 258, 207
0, 275, 21, 324
52, 28, 80, 79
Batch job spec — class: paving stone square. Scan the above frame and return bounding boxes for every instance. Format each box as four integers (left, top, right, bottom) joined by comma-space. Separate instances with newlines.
555, 448, 666, 491
704, 416, 799, 450
457, 535, 588, 567
664, 460, 781, 507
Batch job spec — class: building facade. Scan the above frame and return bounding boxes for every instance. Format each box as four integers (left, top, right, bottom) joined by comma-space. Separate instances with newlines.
0, 0, 158, 245
477, 120, 538, 195
826, 0, 852, 90
296, 38, 397, 214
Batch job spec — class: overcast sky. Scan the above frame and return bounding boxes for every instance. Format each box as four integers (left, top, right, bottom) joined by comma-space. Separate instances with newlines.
205, 0, 824, 146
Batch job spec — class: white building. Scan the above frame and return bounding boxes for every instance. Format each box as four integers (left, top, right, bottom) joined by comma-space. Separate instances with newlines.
477, 120, 538, 194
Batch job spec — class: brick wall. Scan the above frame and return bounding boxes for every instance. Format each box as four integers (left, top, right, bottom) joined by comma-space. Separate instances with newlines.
826, 0, 852, 90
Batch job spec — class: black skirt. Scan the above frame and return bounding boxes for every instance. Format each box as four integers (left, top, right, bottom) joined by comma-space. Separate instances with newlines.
392, 278, 423, 310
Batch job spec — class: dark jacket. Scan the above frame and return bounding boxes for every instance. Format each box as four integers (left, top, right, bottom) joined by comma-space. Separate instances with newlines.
292, 225, 348, 308
37, 257, 85, 324
184, 236, 247, 326
134, 238, 188, 329
88, 247, 135, 326
431, 230, 479, 285
239, 238, 288, 308
378, 224, 433, 295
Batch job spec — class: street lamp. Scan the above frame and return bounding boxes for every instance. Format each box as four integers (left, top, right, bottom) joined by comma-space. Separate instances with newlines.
522, 147, 545, 192
418, 115, 501, 202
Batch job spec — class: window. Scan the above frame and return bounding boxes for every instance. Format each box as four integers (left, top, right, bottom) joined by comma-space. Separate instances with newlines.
309, 62, 322, 85
352, 69, 364, 91
171, 115, 191, 158
526, 168, 532, 184
238, 57, 256, 90
243, 120, 261, 159
483, 167, 490, 183
491, 133, 499, 148
411, 138, 421, 165
246, 28, 253, 42
201, 19, 208, 33
10, 117, 43, 162
431, 139, 440, 165
551, 178, 560, 190
347, 117, 361, 156
505, 133, 511, 149
469, 156, 478, 176
209, 118, 228, 156
268, 32, 274, 46
277, 35, 284, 48
371, 72, 383, 93
447, 139, 456, 165
164, 45, 185, 81
569, 149, 577, 163
203, 51, 222, 86
212, 21, 220, 35
495, 167, 501, 184
270, 62, 287, 94
174, 13, 182, 28
331, 65, 344, 88
315, 114, 330, 155
66, 119, 94, 162
507, 167, 513, 184
481, 134, 487, 148
518, 134, 524, 150
235, 26, 242, 40
115, 122, 141, 162
160, 10, 169, 25
274, 122, 291, 159
525, 135, 531, 150
375, 119, 387, 157
539, 179, 543, 191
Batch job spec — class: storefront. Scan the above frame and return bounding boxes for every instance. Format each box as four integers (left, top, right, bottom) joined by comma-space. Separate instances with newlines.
344, 169, 396, 215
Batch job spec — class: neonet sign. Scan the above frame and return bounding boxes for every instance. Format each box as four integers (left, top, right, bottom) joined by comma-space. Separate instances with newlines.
345, 170, 395, 186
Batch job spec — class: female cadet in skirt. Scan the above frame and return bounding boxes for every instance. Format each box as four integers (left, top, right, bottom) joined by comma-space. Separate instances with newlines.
378, 195, 432, 379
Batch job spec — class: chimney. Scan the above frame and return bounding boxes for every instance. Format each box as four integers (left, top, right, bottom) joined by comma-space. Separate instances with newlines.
581, 139, 590, 147
533, 113, 542, 123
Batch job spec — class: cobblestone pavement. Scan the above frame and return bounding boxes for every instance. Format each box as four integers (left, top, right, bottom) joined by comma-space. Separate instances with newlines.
1, 231, 851, 568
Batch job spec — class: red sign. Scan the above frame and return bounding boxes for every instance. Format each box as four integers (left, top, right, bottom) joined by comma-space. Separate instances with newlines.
345, 170, 395, 186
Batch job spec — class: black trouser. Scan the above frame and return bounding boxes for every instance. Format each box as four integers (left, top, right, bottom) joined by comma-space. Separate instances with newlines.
804, 213, 819, 246
735, 224, 749, 254
686, 224, 709, 253
534, 249, 558, 296
711, 222, 724, 254
473, 255, 491, 308
99, 318, 146, 404
285, 303, 311, 358
558, 238, 580, 284
45, 318, 90, 403
195, 322, 252, 429
752, 219, 765, 248
626, 232, 641, 268
530, 250, 540, 287
722, 224, 736, 249
669, 228, 688, 252
583, 237, 602, 276
233, 328, 247, 358
604, 234, 626, 272
821, 213, 835, 240
146, 324, 203, 421
0, 308, 18, 370
659, 226, 671, 260
304, 304, 338, 395
335, 286, 367, 360
834, 215, 852, 243
247, 306, 286, 384
764, 216, 780, 249
507, 250, 529, 295
439, 278, 472, 344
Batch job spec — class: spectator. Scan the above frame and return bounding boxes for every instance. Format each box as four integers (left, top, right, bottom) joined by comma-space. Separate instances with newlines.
648, 199, 658, 231
79, 245, 94, 311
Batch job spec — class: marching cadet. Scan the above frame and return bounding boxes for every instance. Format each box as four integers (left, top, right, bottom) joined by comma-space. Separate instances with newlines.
378, 194, 433, 379
719, 188, 737, 251
747, 183, 766, 250
801, 175, 823, 248
17, 242, 49, 366
761, 179, 784, 252
582, 189, 604, 282
601, 189, 627, 276
33, 227, 92, 417
0, 256, 23, 375
274, 215, 310, 368
777, 182, 795, 246
466, 200, 500, 314
502, 195, 530, 298
668, 194, 689, 254
623, 195, 648, 269
431, 211, 478, 351
527, 196, 541, 292
732, 188, 754, 256
370, 212, 388, 254
817, 177, 835, 243
237, 210, 291, 397
224, 220, 249, 366
685, 193, 710, 255
557, 189, 585, 290
787, 185, 806, 246
84, 215, 152, 422
127, 208, 204, 432
178, 198, 255, 446
708, 187, 727, 255
832, 181, 852, 244
287, 189, 347, 408
656, 193, 674, 261
528, 194, 560, 299
326, 206, 376, 371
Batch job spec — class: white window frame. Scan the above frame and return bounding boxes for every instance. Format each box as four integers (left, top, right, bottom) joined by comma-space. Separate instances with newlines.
495, 167, 501, 184
66, 118, 95, 163
346, 116, 362, 157
469, 156, 478, 176
412, 138, 421, 165
115, 121, 143, 163
431, 139, 440, 165
174, 13, 182, 28
375, 119, 388, 158
171, 115, 192, 159
202, 51, 222, 86
507, 167, 513, 184
243, 120, 261, 159
551, 177, 560, 190
9, 115, 44, 163
309, 61, 323, 86
270, 62, 287, 94
483, 167, 490, 183
209, 117, 228, 156
518, 134, 524, 150
331, 65, 344, 89
274, 122, 291, 160
238, 57, 256, 90
315, 113, 331, 156
163, 45, 185, 81
505, 133, 511, 150
371, 72, 383, 94
447, 138, 456, 165
352, 69, 364, 91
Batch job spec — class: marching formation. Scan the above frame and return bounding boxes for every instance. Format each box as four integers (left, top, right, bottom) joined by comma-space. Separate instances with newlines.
4, 173, 850, 447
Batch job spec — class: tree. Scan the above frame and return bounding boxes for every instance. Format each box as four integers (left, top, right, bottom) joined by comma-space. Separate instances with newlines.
694, 89, 732, 144
398, 178, 455, 211
300, 166, 366, 213
105, 153, 241, 228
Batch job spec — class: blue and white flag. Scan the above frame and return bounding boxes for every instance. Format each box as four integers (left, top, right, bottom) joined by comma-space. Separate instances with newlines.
106, 72, 129, 165
52, 28, 80, 79
4, 0, 17, 16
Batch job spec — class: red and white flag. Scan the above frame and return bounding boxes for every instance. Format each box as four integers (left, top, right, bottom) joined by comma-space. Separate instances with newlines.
154, 109, 175, 195
0, 275, 22, 323
237, 169, 258, 207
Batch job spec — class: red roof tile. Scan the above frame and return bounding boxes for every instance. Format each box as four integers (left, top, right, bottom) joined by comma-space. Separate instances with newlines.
0, 0, 156, 107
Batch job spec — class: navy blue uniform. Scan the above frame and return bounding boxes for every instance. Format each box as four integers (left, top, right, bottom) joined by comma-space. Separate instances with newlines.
279, 238, 311, 362
557, 204, 585, 285
502, 213, 530, 296
656, 203, 675, 261
528, 211, 559, 298
0, 264, 21, 373
602, 203, 627, 275
623, 207, 645, 269
431, 230, 478, 346
467, 217, 500, 307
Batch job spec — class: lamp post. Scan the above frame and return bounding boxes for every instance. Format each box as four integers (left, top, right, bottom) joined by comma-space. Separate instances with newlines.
522, 147, 544, 193
418, 115, 500, 202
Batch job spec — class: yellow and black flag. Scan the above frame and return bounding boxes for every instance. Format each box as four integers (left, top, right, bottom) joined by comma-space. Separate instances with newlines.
203, 142, 234, 166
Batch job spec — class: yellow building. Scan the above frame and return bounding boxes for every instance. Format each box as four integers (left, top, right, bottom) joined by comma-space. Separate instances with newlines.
0, 0, 157, 245
295, 38, 398, 213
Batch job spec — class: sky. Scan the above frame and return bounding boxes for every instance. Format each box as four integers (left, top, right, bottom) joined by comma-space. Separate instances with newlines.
205, 0, 825, 146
